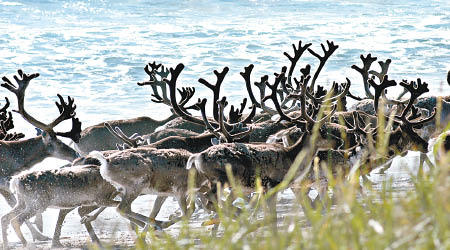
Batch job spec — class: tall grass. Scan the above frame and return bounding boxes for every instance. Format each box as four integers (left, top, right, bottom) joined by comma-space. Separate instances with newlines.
96, 106, 450, 250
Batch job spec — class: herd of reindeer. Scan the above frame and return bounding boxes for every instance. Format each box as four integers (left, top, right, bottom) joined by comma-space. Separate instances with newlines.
1, 40, 450, 249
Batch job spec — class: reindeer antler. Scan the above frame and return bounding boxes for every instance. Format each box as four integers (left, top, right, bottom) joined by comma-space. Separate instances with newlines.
352, 54, 378, 99
284, 41, 312, 94
298, 78, 337, 130
216, 98, 252, 143
369, 59, 391, 82
165, 64, 223, 129
262, 67, 292, 123
228, 98, 247, 124
104, 122, 145, 149
396, 78, 430, 121
240, 64, 262, 108
306, 78, 351, 106
254, 75, 276, 114
139, 63, 171, 105
0, 97, 10, 116
307, 40, 339, 90
367, 75, 397, 111
198, 67, 229, 122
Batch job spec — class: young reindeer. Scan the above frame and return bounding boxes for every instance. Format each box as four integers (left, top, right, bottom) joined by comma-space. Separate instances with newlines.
186, 68, 341, 227
0, 70, 81, 243
1, 164, 120, 249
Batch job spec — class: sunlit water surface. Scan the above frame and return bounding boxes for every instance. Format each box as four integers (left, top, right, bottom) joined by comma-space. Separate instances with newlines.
0, 0, 449, 247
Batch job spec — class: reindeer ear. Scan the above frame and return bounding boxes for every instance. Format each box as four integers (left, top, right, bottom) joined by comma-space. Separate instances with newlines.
35, 127, 43, 136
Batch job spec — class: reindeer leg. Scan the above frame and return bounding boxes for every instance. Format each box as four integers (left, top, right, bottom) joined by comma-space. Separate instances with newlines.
34, 213, 43, 232
316, 180, 330, 213
266, 192, 278, 233
378, 160, 393, 174
149, 196, 167, 219
1, 200, 27, 250
10, 204, 41, 247
78, 206, 102, 246
117, 192, 162, 231
419, 153, 435, 176
0, 189, 49, 242
52, 209, 73, 248
291, 186, 314, 211
81, 193, 120, 225
423, 154, 435, 169
162, 194, 193, 229
249, 192, 262, 222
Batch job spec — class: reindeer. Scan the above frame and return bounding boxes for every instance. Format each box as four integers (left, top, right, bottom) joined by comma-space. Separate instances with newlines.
0, 70, 81, 242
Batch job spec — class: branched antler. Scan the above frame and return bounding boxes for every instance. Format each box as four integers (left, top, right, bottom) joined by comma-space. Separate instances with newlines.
165, 64, 224, 130
367, 75, 397, 111
55, 117, 82, 143
240, 64, 261, 108
307, 40, 339, 91
139, 63, 171, 105
254, 75, 275, 114
195, 98, 220, 137
0, 97, 10, 117
369, 59, 391, 82
198, 67, 229, 122
262, 68, 291, 123
283, 41, 312, 94
396, 78, 430, 121
0, 111, 25, 141
216, 98, 252, 143
306, 79, 351, 106
177, 87, 196, 113
228, 98, 247, 124
104, 122, 146, 149
195, 97, 252, 143
298, 78, 337, 130
351, 54, 377, 99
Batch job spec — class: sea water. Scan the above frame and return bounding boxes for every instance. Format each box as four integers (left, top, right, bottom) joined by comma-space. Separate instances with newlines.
0, 0, 449, 245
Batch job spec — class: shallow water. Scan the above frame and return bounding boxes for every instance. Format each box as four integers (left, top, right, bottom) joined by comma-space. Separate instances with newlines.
0, 0, 448, 247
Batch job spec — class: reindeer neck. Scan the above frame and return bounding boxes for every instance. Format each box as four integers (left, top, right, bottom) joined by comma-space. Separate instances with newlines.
1, 136, 50, 176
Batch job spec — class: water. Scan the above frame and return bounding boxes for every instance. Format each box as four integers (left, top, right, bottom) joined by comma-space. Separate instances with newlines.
0, 0, 449, 246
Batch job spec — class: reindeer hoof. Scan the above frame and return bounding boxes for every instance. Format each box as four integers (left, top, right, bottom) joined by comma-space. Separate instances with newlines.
51, 241, 64, 248
32, 233, 51, 242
